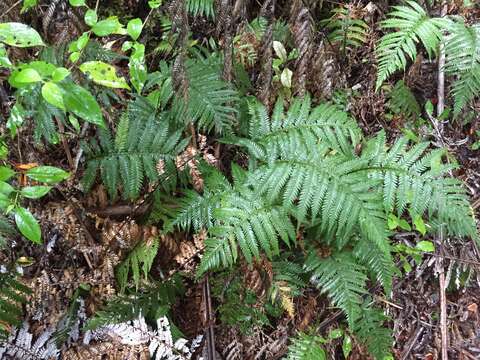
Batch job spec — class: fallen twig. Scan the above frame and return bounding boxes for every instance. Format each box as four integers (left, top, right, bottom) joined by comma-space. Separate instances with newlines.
400, 325, 425, 360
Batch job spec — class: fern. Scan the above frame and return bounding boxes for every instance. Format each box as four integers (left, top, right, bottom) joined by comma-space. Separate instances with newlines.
444, 21, 480, 116
187, 0, 214, 19
322, 6, 369, 53
353, 304, 393, 360
169, 96, 477, 359
387, 80, 421, 120
0, 272, 31, 340
116, 237, 160, 293
286, 333, 326, 360
250, 152, 390, 254
0, 215, 16, 248
85, 276, 184, 330
16, 84, 63, 144
197, 164, 296, 275
305, 252, 368, 327
375, 1, 446, 90
362, 131, 477, 239
225, 95, 362, 160
82, 97, 188, 200
172, 56, 239, 134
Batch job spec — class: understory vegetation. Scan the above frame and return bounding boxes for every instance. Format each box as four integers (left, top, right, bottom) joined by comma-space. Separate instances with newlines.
0, 0, 479, 359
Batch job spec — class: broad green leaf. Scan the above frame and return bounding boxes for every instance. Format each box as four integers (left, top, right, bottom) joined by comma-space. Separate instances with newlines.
416, 240, 435, 252
412, 214, 426, 235
0, 44, 12, 68
122, 41, 132, 52
0, 166, 15, 181
425, 100, 434, 117
7, 103, 25, 136
328, 328, 343, 339
14, 207, 41, 243
342, 335, 352, 358
0, 181, 14, 196
398, 219, 412, 231
28, 61, 56, 77
26, 166, 69, 184
0, 23, 44, 47
60, 82, 105, 127
127, 18, 143, 40
69, 32, 90, 52
11, 68, 42, 84
21, 0, 38, 14
69, 0, 85, 6
387, 213, 398, 230
273, 41, 287, 62
148, 0, 163, 8
68, 115, 80, 132
85, 10, 98, 26
91, 17, 125, 37
280, 68, 292, 88
20, 186, 51, 199
69, 51, 81, 63
129, 43, 146, 93
42, 82, 65, 110
79, 61, 130, 89
51, 67, 70, 82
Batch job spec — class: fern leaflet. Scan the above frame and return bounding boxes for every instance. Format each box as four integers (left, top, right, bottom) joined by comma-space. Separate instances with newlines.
0, 272, 31, 340
444, 21, 480, 116
286, 333, 326, 360
305, 252, 368, 327
82, 97, 188, 200
376, 1, 446, 90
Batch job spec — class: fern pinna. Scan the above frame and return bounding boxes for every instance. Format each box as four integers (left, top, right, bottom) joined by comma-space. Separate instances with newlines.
0, 272, 31, 340
375, 0, 446, 90
444, 20, 480, 116
82, 97, 188, 200
169, 95, 477, 359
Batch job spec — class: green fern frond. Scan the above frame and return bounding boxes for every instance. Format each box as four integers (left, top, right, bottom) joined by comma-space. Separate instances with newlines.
272, 259, 307, 294
306, 252, 368, 327
322, 6, 369, 52
187, 0, 214, 19
387, 80, 420, 120
362, 131, 477, 239
85, 276, 184, 330
197, 182, 296, 275
173, 57, 239, 134
250, 154, 390, 253
0, 215, 16, 248
353, 305, 393, 360
168, 165, 231, 232
0, 272, 31, 340
444, 21, 480, 116
376, 1, 446, 90
286, 333, 326, 360
116, 238, 159, 293
225, 96, 362, 160
354, 240, 394, 294
82, 97, 188, 200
